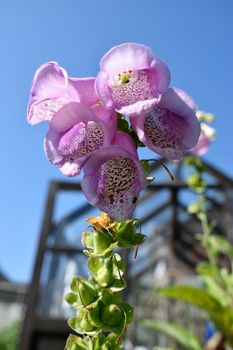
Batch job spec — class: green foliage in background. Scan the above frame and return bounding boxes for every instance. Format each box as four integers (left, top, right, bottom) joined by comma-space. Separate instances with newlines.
0, 321, 21, 350
142, 156, 233, 349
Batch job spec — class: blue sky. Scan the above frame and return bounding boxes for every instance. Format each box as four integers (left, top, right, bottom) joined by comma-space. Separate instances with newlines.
1, 0, 233, 282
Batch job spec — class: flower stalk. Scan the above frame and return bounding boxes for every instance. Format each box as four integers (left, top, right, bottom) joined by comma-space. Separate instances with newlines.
27, 42, 202, 349
65, 213, 146, 349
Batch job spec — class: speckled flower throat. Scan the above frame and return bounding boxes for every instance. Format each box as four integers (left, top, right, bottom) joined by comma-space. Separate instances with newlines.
108, 69, 155, 106
144, 109, 182, 149
59, 121, 104, 160
97, 156, 137, 196
96, 156, 139, 222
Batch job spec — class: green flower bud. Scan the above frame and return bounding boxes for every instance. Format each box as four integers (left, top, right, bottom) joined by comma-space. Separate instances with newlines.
96, 259, 114, 287
93, 229, 114, 254
68, 310, 96, 334
187, 172, 207, 192
188, 202, 201, 214
101, 304, 123, 326
78, 308, 96, 333
92, 333, 123, 350
114, 220, 146, 248
65, 334, 91, 350
88, 301, 103, 328
81, 231, 94, 249
71, 277, 98, 307
65, 291, 81, 308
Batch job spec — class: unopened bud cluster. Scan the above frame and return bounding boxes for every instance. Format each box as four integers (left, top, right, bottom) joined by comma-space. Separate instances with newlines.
65, 214, 145, 349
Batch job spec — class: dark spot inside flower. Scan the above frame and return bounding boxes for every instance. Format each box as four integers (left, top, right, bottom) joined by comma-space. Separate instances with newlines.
109, 69, 154, 106
132, 196, 137, 204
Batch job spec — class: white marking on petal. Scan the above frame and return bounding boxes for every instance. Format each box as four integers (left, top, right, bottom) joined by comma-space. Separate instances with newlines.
31, 98, 69, 122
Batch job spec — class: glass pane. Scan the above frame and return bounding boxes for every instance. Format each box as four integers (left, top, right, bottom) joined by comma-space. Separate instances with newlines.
36, 252, 88, 318
47, 190, 99, 248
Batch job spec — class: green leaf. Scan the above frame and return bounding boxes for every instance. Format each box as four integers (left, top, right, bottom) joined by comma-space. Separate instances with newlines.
0, 320, 21, 350
142, 320, 202, 350
196, 262, 219, 278
156, 285, 222, 313
129, 130, 145, 147
156, 285, 233, 344
117, 117, 130, 132
200, 275, 229, 307
209, 235, 233, 259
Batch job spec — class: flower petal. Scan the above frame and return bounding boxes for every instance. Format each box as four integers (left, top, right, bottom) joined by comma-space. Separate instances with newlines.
91, 103, 117, 140
191, 131, 211, 156
117, 97, 159, 116
158, 88, 199, 149
49, 102, 97, 132
28, 62, 78, 125
151, 58, 171, 94
45, 102, 116, 176
44, 129, 64, 166
95, 70, 115, 109
191, 123, 216, 156
100, 43, 157, 75
96, 43, 170, 114
69, 77, 99, 106
111, 131, 138, 159
131, 88, 200, 160
159, 87, 196, 117
30, 62, 69, 99
81, 146, 146, 221
59, 160, 82, 177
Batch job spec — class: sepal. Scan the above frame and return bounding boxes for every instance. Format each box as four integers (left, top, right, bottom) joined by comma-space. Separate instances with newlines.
65, 333, 123, 350
68, 276, 98, 307
114, 220, 146, 248
82, 228, 117, 257
88, 254, 126, 291
68, 308, 98, 335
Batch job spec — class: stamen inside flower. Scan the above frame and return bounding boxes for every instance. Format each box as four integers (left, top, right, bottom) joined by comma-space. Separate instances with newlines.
58, 121, 104, 161
144, 108, 182, 150
96, 156, 138, 221
108, 69, 155, 107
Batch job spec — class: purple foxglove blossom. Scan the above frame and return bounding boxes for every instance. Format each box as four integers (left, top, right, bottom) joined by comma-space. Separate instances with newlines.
191, 123, 216, 156
28, 62, 117, 176
95, 43, 170, 116
130, 88, 201, 160
81, 134, 147, 221
27, 62, 99, 125
44, 102, 117, 176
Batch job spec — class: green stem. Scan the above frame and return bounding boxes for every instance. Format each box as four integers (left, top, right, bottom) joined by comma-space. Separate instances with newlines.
65, 215, 141, 349
199, 192, 216, 267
